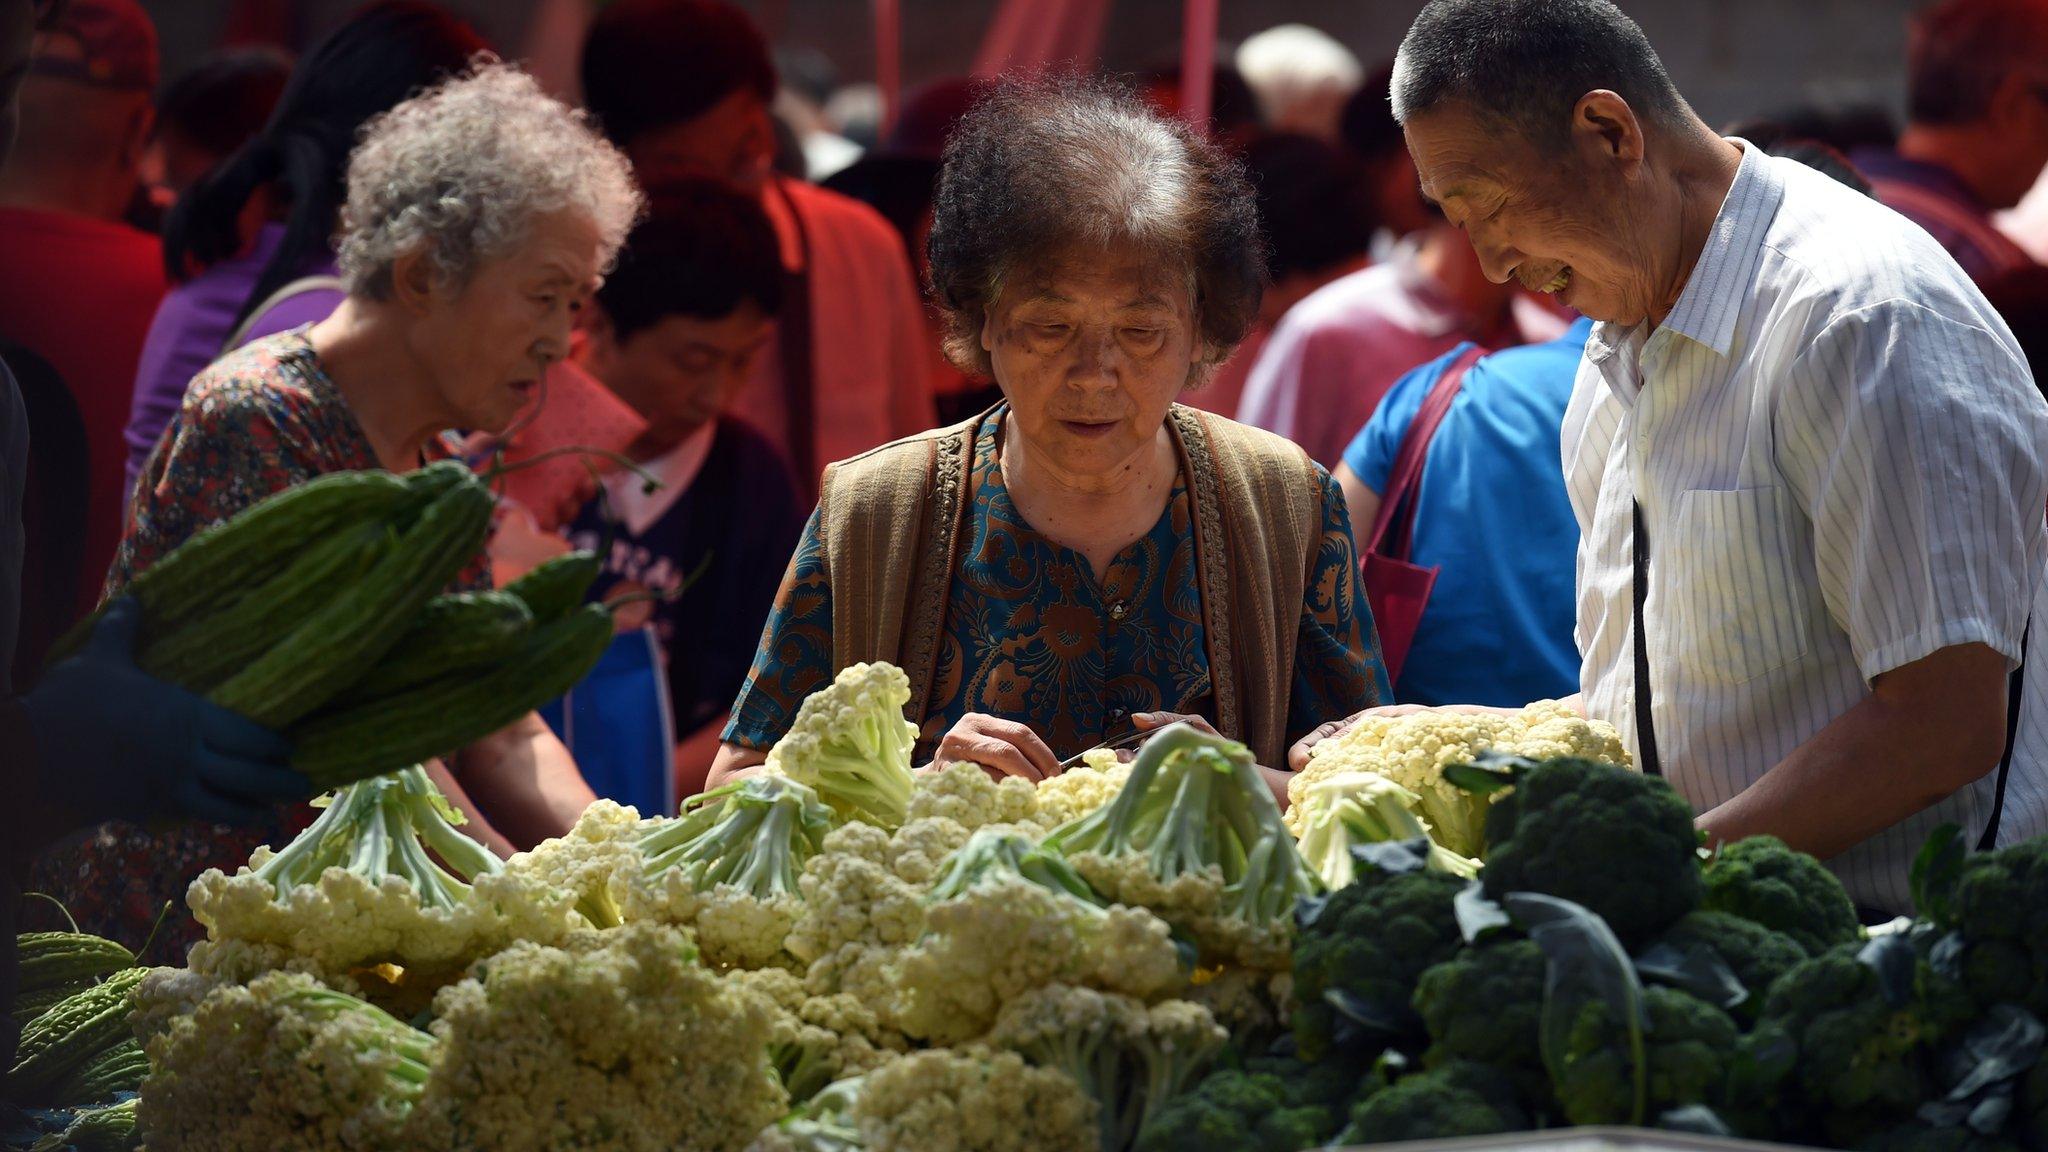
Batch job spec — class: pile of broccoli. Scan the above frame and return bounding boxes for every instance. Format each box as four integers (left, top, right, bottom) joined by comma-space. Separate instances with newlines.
1132, 755, 2048, 1152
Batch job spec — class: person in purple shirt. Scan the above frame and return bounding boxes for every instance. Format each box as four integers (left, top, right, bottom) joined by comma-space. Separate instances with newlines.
122, 2, 484, 497
1849, 0, 2046, 284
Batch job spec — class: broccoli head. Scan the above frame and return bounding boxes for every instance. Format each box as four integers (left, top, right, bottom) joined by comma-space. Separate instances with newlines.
1948, 837, 2048, 1018
1759, 940, 1979, 1145
1338, 1061, 1527, 1144
1650, 910, 1810, 1024
1703, 835, 1861, 956
1481, 757, 1703, 948
1413, 938, 1550, 1109
1554, 984, 1739, 1126
1289, 863, 1465, 1061
2019, 1046, 2048, 1151
1132, 1069, 1337, 1152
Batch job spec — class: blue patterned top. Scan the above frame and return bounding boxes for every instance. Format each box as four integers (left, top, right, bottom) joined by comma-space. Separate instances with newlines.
724, 407, 1387, 762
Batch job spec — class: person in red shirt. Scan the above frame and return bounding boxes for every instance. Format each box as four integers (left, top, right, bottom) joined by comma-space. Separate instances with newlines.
0, 0, 166, 642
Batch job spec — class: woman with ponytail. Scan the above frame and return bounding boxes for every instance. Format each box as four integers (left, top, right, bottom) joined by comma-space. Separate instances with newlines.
120, 2, 486, 498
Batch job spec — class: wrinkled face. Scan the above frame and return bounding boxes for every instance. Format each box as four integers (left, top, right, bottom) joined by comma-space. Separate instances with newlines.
408, 209, 606, 435
981, 241, 1202, 478
1404, 99, 1676, 326
584, 303, 773, 444
624, 88, 776, 194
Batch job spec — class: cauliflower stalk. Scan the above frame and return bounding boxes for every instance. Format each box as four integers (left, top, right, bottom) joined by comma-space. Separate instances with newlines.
184, 766, 576, 990
765, 661, 919, 828
751, 1048, 1099, 1152
1293, 771, 1480, 888
887, 829, 1187, 1044
984, 984, 1227, 1152
411, 922, 787, 1152
619, 775, 836, 968
1293, 701, 1630, 858
136, 969, 437, 1152
1043, 723, 1318, 970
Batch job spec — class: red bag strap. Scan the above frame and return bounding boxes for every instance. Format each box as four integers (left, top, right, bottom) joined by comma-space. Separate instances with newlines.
1365, 345, 1487, 561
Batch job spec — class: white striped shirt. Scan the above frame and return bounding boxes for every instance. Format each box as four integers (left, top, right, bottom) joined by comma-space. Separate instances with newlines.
1563, 141, 2048, 913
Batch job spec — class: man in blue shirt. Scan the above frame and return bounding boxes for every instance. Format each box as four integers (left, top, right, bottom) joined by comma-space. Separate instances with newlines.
1334, 317, 1593, 707
565, 179, 806, 799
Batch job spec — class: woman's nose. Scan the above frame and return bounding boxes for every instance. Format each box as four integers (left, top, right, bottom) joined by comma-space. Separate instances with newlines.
1070, 327, 1121, 379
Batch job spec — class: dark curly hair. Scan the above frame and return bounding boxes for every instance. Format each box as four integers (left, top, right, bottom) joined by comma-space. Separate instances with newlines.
925, 76, 1266, 379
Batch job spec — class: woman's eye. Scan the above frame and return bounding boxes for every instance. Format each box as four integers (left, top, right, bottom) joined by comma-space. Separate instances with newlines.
1031, 323, 1070, 337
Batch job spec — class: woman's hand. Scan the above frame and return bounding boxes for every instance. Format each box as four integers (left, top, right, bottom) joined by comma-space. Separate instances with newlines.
928, 713, 1062, 782
1287, 703, 1530, 771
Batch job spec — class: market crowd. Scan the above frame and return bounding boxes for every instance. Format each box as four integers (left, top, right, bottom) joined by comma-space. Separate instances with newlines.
4, 0, 2048, 972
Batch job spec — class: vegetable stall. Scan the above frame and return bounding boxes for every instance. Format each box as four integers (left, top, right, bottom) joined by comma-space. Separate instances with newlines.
6, 471, 2047, 1152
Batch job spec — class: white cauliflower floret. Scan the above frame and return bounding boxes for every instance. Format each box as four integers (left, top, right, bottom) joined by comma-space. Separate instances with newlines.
726, 968, 903, 1104
750, 1048, 1098, 1152
764, 661, 919, 828
882, 816, 972, 885
906, 761, 1042, 830
411, 923, 785, 1152
502, 798, 656, 927
1290, 702, 1631, 857
1033, 756, 1132, 828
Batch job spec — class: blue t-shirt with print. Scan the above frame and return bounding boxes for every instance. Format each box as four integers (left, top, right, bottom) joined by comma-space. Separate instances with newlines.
1342, 317, 1592, 707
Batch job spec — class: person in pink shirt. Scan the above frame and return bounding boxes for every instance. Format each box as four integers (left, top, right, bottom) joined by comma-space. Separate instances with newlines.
580, 0, 937, 500
1235, 218, 1567, 469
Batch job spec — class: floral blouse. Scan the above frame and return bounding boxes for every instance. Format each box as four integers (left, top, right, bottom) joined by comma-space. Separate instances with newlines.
29, 329, 481, 955
724, 406, 1387, 763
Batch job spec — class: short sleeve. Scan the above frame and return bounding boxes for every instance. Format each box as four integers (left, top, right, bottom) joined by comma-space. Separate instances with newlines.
722, 506, 836, 750
1287, 469, 1393, 746
109, 378, 341, 595
1340, 355, 1446, 495
1776, 301, 2048, 681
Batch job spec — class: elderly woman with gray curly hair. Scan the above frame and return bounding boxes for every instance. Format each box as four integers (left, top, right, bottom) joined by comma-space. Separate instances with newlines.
35, 62, 643, 951
712, 79, 1390, 800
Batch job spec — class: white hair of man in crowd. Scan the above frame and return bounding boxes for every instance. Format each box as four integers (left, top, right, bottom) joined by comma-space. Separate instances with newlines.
1234, 23, 1364, 143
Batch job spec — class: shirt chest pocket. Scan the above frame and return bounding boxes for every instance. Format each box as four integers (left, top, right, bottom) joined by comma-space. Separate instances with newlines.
1665, 486, 1814, 684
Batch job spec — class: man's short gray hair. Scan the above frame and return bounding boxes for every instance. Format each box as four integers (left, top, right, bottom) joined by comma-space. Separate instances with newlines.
1390, 0, 1689, 146
338, 60, 643, 299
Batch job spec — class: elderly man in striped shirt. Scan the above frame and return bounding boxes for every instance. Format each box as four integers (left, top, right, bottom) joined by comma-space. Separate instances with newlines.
1296, 0, 2048, 917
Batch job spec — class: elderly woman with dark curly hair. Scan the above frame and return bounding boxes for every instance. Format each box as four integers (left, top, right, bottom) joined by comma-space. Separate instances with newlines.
711, 79, 1389, 798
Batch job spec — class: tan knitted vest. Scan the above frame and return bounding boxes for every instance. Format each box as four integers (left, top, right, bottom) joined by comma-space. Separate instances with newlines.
815, 404, 1325, 768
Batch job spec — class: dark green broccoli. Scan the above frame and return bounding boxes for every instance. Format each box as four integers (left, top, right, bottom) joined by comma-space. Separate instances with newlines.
1703, 835, 1862, 956
1651, 910, 1810, 1023
1132, 1069, 1336, 1152
1555, 984, 1739, 1126
1481, 757, 1703, 948
1244, 1048, 1368, 1113
1413, 938, 1550, 1108
1720, 1019, 1807, 1143
1759, 941, 1979, 1145
1949, 837, 2048, 1018
1338, 1061, 1526, 1143
1289, 865, 1466, 1060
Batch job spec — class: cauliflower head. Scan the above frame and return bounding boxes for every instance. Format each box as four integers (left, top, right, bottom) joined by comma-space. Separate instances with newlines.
752, 1048, 1099, 1152
412, 922, 785, 1152
1292, 770, 1480, 888
907, 760, 1042, 831
1292, 703, 1630, 858
136, 970, 437, 1152
1033, 755, 1133, 829
765, 661, 919, 829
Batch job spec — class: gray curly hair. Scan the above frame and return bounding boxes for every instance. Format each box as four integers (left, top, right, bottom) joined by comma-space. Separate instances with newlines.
337, 60, 643, 299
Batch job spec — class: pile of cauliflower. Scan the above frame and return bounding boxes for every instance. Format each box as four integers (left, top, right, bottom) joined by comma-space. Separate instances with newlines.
125, 666, 1632, 1152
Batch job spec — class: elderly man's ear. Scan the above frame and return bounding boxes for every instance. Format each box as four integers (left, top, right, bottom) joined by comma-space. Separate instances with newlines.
1570, 89, 1648, 164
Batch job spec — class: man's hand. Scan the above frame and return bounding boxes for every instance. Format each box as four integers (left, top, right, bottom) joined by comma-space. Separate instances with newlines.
21, 598, 310, 827
928, 713, 1061, 782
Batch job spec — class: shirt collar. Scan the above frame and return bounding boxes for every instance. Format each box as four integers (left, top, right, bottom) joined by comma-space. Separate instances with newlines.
1588, 139, 1785, 365
602, 421, 719, 537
